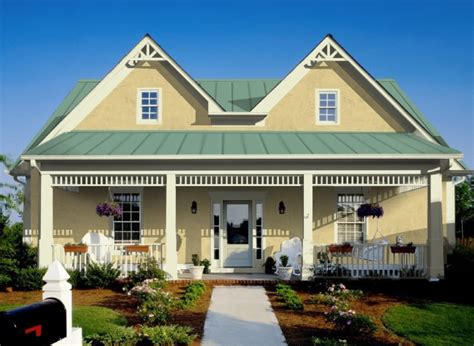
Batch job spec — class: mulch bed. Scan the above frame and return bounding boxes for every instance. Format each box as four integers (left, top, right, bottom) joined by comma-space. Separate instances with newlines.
266, 283, 414, 346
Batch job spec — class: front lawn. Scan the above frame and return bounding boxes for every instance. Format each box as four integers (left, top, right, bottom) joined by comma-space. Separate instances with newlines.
0, 304, 127, 337
383, 303, 474, 345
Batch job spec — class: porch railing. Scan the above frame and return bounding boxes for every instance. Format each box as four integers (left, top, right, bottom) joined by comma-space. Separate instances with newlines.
313, 243, 428, 279
52, 243, 165, 277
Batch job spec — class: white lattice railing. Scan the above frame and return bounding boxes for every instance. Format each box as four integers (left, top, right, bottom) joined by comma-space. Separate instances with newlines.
313, 243, 428, 279
313, 175, 427, 187
176, 175, 303, 186
52, 243, 164, 277
51, 175, 166, 187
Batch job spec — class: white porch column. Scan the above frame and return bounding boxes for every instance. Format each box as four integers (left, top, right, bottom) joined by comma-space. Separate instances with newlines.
39, 173, 54, 268
427, 172, 444, 280
165, 173, 178, 279
445, 179, 456, 250
301, 174, 314, 280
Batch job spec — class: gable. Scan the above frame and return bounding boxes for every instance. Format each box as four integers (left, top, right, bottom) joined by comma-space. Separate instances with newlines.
264, 64, 410, 131
75, 63, 211, 130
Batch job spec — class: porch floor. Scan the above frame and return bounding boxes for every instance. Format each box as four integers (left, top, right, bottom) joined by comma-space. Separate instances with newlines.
177, 273, 280, 281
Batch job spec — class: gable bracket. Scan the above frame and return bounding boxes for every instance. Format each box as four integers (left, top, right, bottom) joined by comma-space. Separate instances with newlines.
304, 41, 345, 68
126, 42, 166, 67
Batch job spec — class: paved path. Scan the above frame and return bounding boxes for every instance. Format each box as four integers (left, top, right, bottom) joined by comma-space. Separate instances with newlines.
202, 286, 286, 346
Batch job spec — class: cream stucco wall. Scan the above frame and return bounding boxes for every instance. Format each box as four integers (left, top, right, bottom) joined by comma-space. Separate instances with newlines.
73, 62, 410, 133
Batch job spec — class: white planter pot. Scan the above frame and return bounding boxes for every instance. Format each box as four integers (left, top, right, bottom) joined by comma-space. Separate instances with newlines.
278, 266, 293, 280
191, 266, 204, 280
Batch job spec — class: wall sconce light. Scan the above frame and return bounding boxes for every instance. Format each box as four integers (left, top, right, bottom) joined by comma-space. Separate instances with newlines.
279, 201, 286, 214
191, 201, 197, 214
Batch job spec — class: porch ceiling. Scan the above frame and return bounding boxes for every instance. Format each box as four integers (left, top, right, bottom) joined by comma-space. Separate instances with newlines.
22, 130, 461, 159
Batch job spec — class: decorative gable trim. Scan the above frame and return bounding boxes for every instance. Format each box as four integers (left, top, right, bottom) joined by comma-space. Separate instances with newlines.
252, 35, 436, 144
40, 34, 223, 146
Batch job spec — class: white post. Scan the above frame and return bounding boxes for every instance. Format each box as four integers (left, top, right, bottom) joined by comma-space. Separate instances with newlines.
301, 174, 314, 280
427, 173, 444, 280
39, 174, 54, 267
445, 179, 456, 251
43, 260, 82, 345
165, 173, 178, 279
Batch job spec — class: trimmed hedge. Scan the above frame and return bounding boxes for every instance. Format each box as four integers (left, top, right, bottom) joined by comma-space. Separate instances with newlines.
179, 281, 206, 309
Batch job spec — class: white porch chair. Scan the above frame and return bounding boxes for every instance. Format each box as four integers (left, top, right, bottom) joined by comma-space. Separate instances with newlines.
274, 237, 302, 275
81, 232, 115, 263
359, 239, 389, 261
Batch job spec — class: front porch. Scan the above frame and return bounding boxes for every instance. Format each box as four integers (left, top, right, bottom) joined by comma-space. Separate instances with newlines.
27, 165, 453, 280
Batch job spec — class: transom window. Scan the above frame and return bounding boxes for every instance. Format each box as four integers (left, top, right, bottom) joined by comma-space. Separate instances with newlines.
113, 193, 141, 243
317, 90, 338, 124
138, 89, 161, 123
337, 194, 365, 243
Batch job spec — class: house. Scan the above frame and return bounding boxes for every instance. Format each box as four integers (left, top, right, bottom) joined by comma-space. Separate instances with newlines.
10, 34, 468, 280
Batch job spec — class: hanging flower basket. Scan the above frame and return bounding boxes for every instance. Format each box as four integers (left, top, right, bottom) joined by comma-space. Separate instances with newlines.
390, 245, 416, 254
357, 203, 384, 218
96, 202, 123, 218
125, 245, 149, 253
329, 244, 353, 253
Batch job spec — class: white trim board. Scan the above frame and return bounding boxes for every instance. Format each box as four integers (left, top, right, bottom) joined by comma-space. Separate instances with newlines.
251, 35, 437, 144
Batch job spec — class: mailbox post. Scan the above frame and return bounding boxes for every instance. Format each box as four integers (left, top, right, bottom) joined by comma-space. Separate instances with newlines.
0, 261, 82, 345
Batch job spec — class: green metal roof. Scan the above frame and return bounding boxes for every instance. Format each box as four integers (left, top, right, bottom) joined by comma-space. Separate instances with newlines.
23, 131, 460, 157
195, 79, 280, 112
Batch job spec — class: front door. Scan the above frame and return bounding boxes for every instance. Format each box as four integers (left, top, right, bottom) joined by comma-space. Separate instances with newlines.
223, 201, 252, 267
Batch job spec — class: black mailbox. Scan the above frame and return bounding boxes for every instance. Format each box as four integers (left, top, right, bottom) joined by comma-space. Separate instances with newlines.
0, 298, 66, 345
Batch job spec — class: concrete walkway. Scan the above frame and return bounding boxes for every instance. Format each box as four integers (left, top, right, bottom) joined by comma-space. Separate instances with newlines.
202, 286, 286, 346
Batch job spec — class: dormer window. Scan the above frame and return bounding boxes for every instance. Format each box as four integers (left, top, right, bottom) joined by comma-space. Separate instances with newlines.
316, 90, 339, 124
137, 88, 161, 124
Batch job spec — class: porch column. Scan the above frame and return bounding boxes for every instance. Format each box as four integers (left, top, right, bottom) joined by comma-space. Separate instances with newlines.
165, 173, 178, 279
38, 173, 54, 267
445, 179, 456, 251
427, 172, 444, 280
301, 174, 314, 280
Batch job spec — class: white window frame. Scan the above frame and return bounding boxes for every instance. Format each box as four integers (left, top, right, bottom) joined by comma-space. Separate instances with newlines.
335, 193, 366, 244
316, 89, 340, 125
136, 88, 162, 125
110, 188, 143, 244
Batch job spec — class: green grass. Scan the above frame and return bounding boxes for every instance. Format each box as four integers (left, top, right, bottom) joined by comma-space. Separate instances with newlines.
383, 303, 474, 345
0, 304, 126, 337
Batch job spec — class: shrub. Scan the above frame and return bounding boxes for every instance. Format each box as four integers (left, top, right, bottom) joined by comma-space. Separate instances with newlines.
137, 292, 174, 325
276, 284, 304, 310
142, 325, 196, 345
14, 267, 47, 291
127, 277, 174, 325
68, 269, 87, 288
280, 255, 289, 267
126, 258, 167, 289
0, 273, 12, 289
263, 257, 276, 274
85, 326, 138, 346
200, 259, 211, 274
84, 262, 120, 289
312, 337, 348, 345
180, 281, 206, 309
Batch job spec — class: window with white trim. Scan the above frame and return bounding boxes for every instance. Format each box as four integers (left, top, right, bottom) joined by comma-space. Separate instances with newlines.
138, 89, 160, 123
113, 193, 141, 243
317, 90, 338, 123
336, 194, 365, 243
213, 203, 220, 260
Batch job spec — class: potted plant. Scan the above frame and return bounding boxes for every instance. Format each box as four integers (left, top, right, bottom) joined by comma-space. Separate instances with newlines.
391, 242, 416, 254
190, 254, 205, 279
329, 242, 353, 253
125, 244, 149, 253
96, 202, 123, 218
263, 256, 276, 274
277, 254, 293, 280
356, 203, 384, 218
200, 258, 211, 274
64, 242, 88, 253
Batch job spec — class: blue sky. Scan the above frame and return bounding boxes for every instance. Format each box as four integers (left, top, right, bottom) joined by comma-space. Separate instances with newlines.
0, 0, 473, 168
